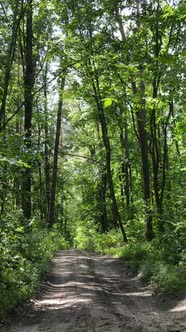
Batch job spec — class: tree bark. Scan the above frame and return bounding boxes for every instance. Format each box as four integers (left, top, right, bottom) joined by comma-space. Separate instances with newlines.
119, 122, 130, 208
0, 0, 23, 126
99, 172, 108, 233
131, 78, 154, 241
115, 2, 152, 237
22, 0, 34, 220
49, 77, 65, 228
90, 61, 127, 242
43, 65, 51, 221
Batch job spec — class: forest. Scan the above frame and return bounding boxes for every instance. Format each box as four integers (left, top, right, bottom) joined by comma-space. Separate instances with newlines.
0, 0, 185, 320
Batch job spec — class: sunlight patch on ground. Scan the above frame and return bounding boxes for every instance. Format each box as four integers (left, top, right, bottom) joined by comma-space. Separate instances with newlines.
62, 281, 102, 290
36, 297, 91, 309
170, 299, 186, 312
124, 291, 152, 297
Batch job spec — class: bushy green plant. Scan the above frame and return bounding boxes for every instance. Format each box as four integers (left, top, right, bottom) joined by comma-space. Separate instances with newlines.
118, 242, 148, 261
94, 229, 123, 253
151, 263, 186, 294
139, 258, 157, 281
0, 212, 69, 321
74, 224, 124, 253
74, 220, 97, 251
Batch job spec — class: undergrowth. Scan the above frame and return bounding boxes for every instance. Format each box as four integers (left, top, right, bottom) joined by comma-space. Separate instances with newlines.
0, 211, 69, 321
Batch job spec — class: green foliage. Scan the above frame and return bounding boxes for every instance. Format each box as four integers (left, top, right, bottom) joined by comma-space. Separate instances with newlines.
151, 264, 186, 294
94, 229, 123, 253
116, 243, 148, 261
74, 221, 124, 253
102, 97, 117, 108
0, 211, 69, 321
139, 258, 156, 281
74, 220, 98, 251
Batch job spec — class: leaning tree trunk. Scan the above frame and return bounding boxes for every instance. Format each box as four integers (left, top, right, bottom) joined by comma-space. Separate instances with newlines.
49, 77, 65, 228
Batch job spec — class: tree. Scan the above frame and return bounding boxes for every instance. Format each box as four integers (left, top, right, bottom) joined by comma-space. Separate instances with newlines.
0, 0, 23, 126
49, 76, 66, 228
22, 0, 35, 220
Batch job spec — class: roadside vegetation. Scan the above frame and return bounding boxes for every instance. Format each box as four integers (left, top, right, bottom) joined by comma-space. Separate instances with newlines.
0, 211, 69, 321
74, 224, 186, 295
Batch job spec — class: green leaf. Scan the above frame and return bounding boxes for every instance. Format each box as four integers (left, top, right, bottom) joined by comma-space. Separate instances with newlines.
17, 160, 31, 168
102, 98, 117, 108
104, 98, 113, 108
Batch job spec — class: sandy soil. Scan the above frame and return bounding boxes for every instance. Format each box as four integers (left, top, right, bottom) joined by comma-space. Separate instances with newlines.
2, 249, 186, 332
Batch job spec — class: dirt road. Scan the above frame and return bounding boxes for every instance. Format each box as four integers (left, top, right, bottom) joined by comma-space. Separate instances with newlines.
2, 249, 186, 332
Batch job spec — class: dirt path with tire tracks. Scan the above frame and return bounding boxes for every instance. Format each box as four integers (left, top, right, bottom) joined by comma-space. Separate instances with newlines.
2, 249, 186, 332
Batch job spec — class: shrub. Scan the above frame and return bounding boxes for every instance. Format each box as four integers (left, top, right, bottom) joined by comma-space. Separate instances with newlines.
74, 220, 97, 251
139, 258, 157, 281
107, 242, 149, 270
94, 229, 123, 254
0, 214, 69, 321
151, 264, 186, 294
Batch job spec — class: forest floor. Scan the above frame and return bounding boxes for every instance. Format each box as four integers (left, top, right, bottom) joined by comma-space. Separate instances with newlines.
2, 249, 186, 332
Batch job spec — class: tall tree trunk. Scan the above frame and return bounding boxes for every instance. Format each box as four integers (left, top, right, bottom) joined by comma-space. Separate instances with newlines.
137, 106, 153, 240
22, 0, 34, 220
119, 122, 130, 208
60, 184, 65, 231
150, 79, 163, 232
43, 65, 51, 221
131, 78, 154, 241
49, 77, 65, 228
0, 0, 23, 126
37, 116, 44, 222
116, 0, 153, 239
99, 172, 108, 233
90, 61, 127, 242
95, 124, 108, 232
